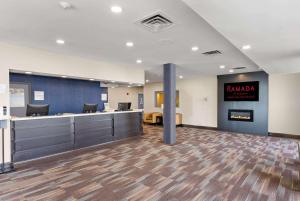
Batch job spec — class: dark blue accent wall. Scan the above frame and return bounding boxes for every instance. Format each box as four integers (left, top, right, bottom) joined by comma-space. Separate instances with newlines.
218, 71, 269, 136
10, 73, 108, 115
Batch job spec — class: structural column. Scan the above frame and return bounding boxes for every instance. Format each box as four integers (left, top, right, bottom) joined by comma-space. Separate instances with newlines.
163, 63, 176, 144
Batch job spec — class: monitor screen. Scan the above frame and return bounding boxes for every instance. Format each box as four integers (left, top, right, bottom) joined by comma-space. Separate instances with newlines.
26, 104, 49, 116
83, 104, 98, 113
118, 102, 131, 111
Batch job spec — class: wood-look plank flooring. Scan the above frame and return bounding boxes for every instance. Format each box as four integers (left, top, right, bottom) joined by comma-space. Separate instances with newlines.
0, 126, 300, 201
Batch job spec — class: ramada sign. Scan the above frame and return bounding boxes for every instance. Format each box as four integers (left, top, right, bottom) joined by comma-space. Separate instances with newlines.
224, 81, 259, 101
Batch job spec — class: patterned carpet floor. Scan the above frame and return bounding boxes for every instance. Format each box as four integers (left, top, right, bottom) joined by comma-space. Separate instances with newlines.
0, 126, 300, 201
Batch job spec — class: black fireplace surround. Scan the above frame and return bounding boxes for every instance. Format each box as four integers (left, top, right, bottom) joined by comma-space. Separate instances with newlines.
228, 109, 254, 122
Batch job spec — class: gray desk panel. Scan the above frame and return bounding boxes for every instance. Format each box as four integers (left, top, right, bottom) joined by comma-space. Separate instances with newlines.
76, 126, 113, 136
75, 121, 113, 132
12, 117, 73, 162
114, 113, 142, 140
114, 112, 141, 121
75, 136, 113, 149
15, 134, 71, 152
74, 114, 113, 124
12, 112, 142, 162
14, 143, 73, 162
14, 124, 72, 139
74, 114, 114, 148
114, 127, 141, 140
14, 117, 71, 129
75, 128, 113, 139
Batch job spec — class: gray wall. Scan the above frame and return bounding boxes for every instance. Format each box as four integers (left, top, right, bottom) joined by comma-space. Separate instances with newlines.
218, 71, 269, 135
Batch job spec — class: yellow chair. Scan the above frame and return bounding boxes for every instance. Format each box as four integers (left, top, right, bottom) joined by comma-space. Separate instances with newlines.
144, 112, 182, 126
143, 113, 162, 124
176, 113, 183, 126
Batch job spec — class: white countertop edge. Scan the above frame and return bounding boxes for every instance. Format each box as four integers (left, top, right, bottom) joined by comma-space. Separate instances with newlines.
0, 116, 10, 121
11, 109, 144, 121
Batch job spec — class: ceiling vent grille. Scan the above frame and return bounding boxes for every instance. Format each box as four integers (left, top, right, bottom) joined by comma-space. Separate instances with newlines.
202, 50, 222, 55
136, 12, 174, 33
232, 67, 247, 70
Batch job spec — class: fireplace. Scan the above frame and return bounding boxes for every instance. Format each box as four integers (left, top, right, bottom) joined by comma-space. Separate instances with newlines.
228, 109, 254, 122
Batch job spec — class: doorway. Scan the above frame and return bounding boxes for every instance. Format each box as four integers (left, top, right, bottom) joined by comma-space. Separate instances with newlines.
10, 83, 31, 117
138, 93, 144, 109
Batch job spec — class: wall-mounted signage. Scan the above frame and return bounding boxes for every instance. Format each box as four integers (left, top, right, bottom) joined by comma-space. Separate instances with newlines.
101, 93, 108, 101
34, 91, 45, 101
10, 88, 25, 107
224, 81, 259, 101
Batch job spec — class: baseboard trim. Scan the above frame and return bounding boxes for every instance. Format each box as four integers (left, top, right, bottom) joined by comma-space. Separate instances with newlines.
269, 132, 300, 139
0, 162, 15, 174
182, 124, 218, 131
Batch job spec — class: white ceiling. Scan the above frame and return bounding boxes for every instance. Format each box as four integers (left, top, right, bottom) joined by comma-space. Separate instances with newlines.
183, 0, 300, 74
0, 0, 261, 83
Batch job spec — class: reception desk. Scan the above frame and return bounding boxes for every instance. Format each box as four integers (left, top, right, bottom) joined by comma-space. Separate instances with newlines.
11, 110, 143, 162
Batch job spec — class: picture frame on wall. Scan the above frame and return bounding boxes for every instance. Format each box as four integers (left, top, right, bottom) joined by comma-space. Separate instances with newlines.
101, 93, 108, 101
34, 91, 45, 101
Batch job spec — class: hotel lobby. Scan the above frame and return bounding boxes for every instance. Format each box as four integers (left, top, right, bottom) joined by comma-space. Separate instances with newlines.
0, 0, 300, 200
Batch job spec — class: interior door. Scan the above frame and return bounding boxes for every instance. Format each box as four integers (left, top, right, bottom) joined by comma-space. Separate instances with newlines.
138, 93, 144, 109
10, 83, 31, 117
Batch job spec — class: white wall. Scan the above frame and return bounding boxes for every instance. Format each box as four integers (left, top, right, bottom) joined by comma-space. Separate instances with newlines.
0, 67, 10, 164
144, 73, 300, 134
269, 73, 300, 135
1, 42, 144, 84
0, 42, 145, 164
108, 87, 143, 110
144, 76, 218, 127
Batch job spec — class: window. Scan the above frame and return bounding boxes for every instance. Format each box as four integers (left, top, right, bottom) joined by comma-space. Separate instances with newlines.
155, 91, 179, 108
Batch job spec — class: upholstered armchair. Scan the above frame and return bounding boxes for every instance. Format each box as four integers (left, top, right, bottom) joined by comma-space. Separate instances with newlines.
176, 113, 183, 126
144, 112, 182, 126
143, 112, 162, 124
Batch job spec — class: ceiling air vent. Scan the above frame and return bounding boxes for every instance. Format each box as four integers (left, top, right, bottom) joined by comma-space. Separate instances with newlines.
232, 67, 247, 70
136, 12, 174, 33
202, 50, 222, 55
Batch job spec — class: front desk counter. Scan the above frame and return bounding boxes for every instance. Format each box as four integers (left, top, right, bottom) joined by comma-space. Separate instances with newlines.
11, 110, 143, 162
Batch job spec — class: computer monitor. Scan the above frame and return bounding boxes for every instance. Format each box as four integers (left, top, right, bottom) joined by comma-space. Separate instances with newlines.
26, 104, 49, 117
83, 103, 98, 113
117, 102, 131, 111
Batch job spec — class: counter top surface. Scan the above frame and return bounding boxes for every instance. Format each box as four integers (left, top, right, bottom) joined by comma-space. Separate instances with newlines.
0, 116, 10, 121
11, 109, 143, 121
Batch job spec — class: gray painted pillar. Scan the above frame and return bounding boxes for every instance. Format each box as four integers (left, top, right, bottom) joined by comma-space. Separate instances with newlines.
163, 63, 176, 144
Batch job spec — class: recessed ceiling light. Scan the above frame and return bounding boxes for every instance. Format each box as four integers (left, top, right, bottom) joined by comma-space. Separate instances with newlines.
61, 75, 67, 78
242, 45, 251, 50
111, 6, 122, 13
59, 1, 72, 9
25, 71, 32, 74
191, 46, 199, 51
56, 39, 65, 45
89, 78, 95, 81
111, 81, 115, 83
220, 65, 225, 69
229, 69, 234, 73
146, 80, 150, 83
126, 42, 134, 47
136, 59, 142, 64
179, 75, 183, 79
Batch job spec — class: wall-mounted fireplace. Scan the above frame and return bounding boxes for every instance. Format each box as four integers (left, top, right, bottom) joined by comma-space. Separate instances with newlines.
228, 109, 254, 122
